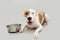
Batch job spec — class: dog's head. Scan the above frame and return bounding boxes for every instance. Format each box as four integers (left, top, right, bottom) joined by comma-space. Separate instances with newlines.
24, 9, 37, 25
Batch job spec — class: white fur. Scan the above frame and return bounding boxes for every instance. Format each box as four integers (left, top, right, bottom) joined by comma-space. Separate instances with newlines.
20, 9, 49, 39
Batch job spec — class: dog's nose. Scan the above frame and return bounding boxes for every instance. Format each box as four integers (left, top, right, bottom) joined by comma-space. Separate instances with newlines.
27, 17, 32, 20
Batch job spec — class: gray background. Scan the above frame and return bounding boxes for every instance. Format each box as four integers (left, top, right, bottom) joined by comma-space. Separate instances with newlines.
0, 0, 60, 40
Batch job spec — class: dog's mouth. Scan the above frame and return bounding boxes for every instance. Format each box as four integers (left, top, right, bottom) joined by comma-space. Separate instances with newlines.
27, 21, 32, 25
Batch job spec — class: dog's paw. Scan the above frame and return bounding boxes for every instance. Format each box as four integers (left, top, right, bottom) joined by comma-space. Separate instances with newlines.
34, 33, 39, 39
19, 29, 24, 33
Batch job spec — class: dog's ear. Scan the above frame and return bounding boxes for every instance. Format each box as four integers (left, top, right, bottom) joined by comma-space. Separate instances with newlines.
38, 12, 45, 23
24, 9, 30, 17
6, 25, 10, 28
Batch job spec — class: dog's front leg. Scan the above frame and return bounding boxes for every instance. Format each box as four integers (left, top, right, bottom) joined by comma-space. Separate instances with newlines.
19, 23, 27, 33
34, 24, 43, 39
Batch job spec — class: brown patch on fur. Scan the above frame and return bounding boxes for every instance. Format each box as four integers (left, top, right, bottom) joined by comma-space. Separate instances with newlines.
42, 15, 47, 25
24, 9, 30, 17
38, 12, 45, 23
38, 12, 48, 25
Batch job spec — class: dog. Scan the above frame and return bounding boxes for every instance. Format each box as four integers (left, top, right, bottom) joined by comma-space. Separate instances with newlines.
20, 9, 49, 39
6, 24, 21, 33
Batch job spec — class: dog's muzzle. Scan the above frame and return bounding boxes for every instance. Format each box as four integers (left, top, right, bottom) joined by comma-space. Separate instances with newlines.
27, 17, 32, 21
27, 17, 33, 25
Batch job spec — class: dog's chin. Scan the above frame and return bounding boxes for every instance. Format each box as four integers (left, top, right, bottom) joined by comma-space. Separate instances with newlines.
27, 21, 33, 25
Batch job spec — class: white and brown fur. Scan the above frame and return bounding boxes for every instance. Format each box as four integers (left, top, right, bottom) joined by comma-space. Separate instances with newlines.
20, 9, 49, 39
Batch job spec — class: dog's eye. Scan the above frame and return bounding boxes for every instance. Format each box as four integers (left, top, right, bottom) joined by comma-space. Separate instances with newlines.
32, 13, 34, 14
24, 12, 30, 17
25, 11, 30, 16
25, 12, 28, 15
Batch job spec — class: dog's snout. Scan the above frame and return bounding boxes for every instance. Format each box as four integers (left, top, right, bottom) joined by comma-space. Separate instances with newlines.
27, 17, 32, 20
